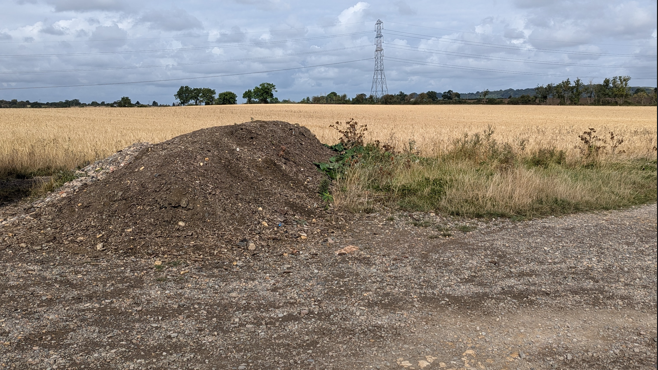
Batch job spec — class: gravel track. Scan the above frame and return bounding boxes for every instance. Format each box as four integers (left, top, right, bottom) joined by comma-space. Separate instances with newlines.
1, 203, 656, 369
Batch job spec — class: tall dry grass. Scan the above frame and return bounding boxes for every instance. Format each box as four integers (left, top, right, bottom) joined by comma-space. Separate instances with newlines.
0, 105, 656, 176
328, 120, 657, 217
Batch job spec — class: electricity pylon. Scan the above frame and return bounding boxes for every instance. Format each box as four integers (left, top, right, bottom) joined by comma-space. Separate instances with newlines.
370, 19, 388, 99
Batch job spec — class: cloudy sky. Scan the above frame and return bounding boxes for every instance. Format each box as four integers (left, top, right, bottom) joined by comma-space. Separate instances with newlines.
0, 0, 656, 104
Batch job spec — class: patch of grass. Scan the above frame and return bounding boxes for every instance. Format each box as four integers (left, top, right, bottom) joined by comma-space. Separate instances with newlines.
456, 225, 477, 233
30, 169, 79, 197
409, 220, 432, 227
386, 216, 395, 221
332, 126, 657, 218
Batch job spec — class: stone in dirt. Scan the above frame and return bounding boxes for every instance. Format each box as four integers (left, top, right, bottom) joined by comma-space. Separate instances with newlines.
335, 245, 359, 255
16, 121, 336, 257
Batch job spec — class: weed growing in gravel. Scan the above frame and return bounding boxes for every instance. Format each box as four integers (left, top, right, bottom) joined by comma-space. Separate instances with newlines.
456, 225, 477, 233
409, 220, 432, 227
31, 169, 79, 197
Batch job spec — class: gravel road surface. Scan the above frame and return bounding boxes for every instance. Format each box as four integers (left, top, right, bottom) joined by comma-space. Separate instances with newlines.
1, 204, 656, 369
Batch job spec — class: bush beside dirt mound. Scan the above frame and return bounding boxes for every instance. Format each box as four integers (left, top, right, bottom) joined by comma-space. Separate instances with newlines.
39, 121, 335, 256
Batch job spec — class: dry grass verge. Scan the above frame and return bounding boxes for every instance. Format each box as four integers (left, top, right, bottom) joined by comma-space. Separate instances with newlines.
329, 125, 657, 218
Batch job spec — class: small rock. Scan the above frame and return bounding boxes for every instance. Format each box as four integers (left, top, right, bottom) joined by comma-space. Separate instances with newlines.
154, 261, 162, 266
335, 245, 359, 255
248, 242, 256, 251
567, 354, 573, 360
262, 221, 268, 227
19, 243, 26, 248
178, 221, 186, 227
96, 243, 105, 251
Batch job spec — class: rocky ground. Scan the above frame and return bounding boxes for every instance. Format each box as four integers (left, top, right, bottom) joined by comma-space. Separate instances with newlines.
1, 203, 656, 369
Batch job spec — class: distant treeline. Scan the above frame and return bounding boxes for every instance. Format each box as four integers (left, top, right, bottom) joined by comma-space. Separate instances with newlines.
304, 76, 656, 106
0, 97, 167, 109
1, 76, 656, 108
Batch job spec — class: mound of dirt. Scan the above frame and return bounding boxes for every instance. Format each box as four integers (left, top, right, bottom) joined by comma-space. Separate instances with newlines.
31, 121, 337, 257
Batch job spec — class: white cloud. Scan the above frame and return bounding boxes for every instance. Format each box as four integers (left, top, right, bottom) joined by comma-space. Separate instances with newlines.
47, 0, 128, 12
87, 24, 127, 50
338, 2, 370, 26
140, 8, 203, 31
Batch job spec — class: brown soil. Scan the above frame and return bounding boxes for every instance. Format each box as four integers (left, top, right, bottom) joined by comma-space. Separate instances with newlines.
21, 121, 336, 258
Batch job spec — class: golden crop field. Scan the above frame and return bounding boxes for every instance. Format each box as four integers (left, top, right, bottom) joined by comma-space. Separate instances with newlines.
1, 105, 656, 174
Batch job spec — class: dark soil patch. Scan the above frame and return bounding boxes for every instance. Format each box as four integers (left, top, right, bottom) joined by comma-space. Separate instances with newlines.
21, 121, 336, 257
0, 177, 47, 206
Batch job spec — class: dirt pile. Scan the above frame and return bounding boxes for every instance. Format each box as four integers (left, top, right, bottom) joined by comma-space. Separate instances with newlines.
32, 121, 336, 257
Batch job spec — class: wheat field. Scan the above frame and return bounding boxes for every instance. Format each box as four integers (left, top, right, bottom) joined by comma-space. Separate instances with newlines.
1, 105, 656, 175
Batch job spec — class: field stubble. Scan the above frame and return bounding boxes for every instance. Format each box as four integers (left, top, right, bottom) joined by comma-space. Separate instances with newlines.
1, 105, 656, 176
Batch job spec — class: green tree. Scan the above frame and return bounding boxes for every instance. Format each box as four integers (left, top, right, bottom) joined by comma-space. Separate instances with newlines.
481, 89, 490, 103
242, 90, 254, 104
353, 93, 367, 104
199, 88, 216, 105
442, 90, 454, 100
570, 78, 584, 105
535, 85, 548, 103
426, 91, 439, 102
116, 96, 133, 107
380, 94, 398, 104
583, 81, 595, 104
611, 76, 631, 105
326, 92, 338, 103
252, 83, 277, 104
190, 88, 202, 105
545, 83, 555, 103
175, 86, 194, 105
554, 79, 572, 105
633, 90, 649, 105
216, 91, 237, 105
593, 79, 610, 104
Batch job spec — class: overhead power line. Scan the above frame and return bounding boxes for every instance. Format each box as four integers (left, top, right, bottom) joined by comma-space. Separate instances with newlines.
0, 20, 374, 45
386, 29, 657, 58
385, 44, 650, 69
0, 58, 371, 90
386, 21, 650, 48
0, 46, 367, 75
386, 56, 657, 80
0, 31, 370, 58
